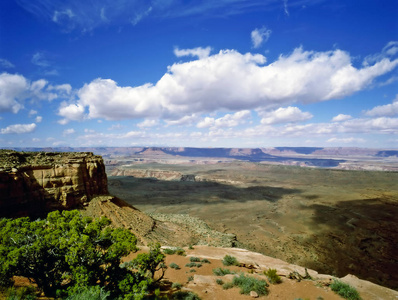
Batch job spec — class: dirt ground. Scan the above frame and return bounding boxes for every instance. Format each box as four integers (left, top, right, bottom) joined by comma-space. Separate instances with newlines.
107, 162, 398, 290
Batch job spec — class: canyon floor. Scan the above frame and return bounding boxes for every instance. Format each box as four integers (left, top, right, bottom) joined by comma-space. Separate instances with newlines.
107, 161, 398, 291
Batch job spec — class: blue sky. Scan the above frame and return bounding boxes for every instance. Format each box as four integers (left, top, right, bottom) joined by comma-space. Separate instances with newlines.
0, 0, 398, 148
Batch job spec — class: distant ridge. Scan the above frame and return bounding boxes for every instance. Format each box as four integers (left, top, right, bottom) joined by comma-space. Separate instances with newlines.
5, 146, 398, 169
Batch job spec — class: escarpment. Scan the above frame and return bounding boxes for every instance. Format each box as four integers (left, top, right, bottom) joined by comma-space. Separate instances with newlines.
0, 150, 108, 217
0, 150, 236, 248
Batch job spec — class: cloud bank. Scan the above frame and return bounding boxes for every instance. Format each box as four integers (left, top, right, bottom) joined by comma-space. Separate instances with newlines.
57, 47, 398, 123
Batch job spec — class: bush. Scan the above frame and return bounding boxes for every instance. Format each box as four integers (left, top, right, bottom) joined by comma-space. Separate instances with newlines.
201, 259, 211, 264
216, 279, 224, 285
222, 255, 239, 266
64, 286, 110, 300
232, 273, 269, 296
172, 291, 201, 300
222, 282, 234, 290
4, 286, 37, 300
189, 257, 201, 262
264, 268, 282, 284
0, 210, 165, 300
169, 263, 181, 270
185, 262, 197, 268
162, 247, 186, 256
330, 279, 362, 300
212, 268, 234, 276
171, 282, 182, 290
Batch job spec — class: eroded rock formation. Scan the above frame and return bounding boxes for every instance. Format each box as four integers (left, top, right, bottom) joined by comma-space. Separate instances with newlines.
0, 150, 107, 217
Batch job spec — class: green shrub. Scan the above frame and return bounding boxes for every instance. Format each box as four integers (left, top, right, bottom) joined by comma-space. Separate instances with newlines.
169, 263, 181, 270
163, 247, 186, 256
0, 210, 166, 300
222, 282, 234, 290
222, 255, 239, 266
172, 291, 201, 300
216, 279, 224, 285
189, 269, 196, 273
5, 286, 37, 300
187, 276, 194, 282
330, 279, 362, 300
212, 268, 234, 276
232, 273, 269, 296
171, 282, 182, 290
185, 262, 197, 268
163, 248, 176, 255
201, 259, 211, 264
264, 268, 282, 284
175, 248, 186, 256
64, 286, 110, 300
189, 257, 201, 262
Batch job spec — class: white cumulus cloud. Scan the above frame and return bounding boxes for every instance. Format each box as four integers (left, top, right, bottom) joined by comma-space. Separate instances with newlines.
332, 114, 352, 122
0, 73, 28, 113
1, 123, 36, 134
364, 94, 398, 117
174, 47, 212, 59
58, 46, 398, 124
259, 106, 312, 125
197, 110, 250, 128
63, 128, 75, 135
137, 119, 159, 128
251, 27, 272, 48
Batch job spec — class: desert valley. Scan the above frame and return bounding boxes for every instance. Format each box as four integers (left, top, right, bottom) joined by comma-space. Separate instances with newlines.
1, 147, 397, 299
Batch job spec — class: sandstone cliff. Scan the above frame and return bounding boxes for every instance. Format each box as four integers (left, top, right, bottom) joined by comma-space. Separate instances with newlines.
0, 150, 108, 217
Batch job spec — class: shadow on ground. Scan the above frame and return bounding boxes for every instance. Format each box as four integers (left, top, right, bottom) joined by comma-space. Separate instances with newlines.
301, 198, 398, 290
108, 176, 301, 205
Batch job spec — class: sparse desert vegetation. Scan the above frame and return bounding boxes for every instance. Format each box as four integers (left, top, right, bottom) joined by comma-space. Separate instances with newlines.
264, 268, 282, 284
330, 279, 362, 300
222, 255, 239, 266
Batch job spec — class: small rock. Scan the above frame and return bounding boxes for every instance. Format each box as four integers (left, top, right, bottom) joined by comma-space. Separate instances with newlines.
250, 291, 259, 298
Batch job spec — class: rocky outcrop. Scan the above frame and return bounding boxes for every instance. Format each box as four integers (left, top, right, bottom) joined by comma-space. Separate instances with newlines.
0, 150, 108, 217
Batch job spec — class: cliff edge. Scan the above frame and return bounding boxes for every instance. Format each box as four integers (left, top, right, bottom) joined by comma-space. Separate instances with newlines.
0, 150, 107, 217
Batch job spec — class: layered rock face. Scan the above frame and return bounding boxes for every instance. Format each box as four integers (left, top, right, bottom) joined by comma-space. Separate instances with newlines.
0, 150, 108, 217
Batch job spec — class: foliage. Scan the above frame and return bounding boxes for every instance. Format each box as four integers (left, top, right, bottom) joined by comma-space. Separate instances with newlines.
169, 263, 180, 270
264, 268, 282, 284
222, 255, 239, 266
216, 279, 224, 285
64, 286, 110, 300
232, 273, 269, 296
4, 286, 37, 300
171, 282, 182, 289
330, 279, 362, 300
187, 276, 194, 282
119, 243, 166, 300
201, 258, 210, 264
172, 291, 201, 300
222, 282, 234, 290
185, 262, 197, 268
163, 247, 186, 256
212, 268, 235, 276
0, 210, 165, 300
189, 257, 200, 262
